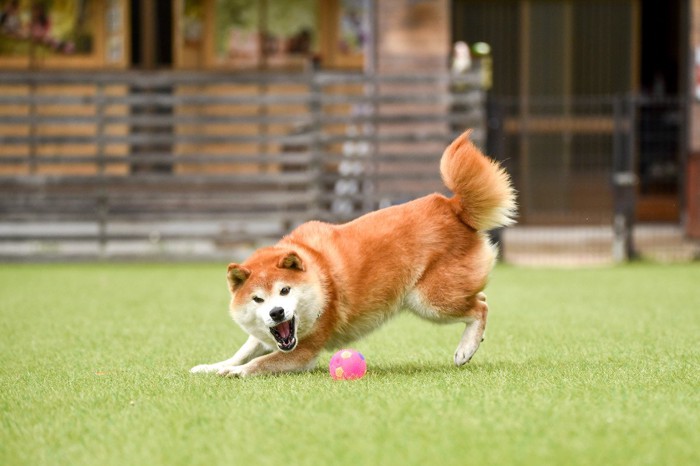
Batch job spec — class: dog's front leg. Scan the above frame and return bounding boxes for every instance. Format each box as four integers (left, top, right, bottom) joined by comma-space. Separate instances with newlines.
190, 335, 273, 374
218, 340, 321, 377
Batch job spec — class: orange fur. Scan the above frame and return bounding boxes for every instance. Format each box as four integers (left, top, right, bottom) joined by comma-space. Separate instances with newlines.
192, 130, 516, 377
440, 130, 517, 230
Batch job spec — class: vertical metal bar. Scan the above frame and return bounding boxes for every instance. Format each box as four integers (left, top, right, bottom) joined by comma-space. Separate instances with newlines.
308, 72, 323, 220
259, 0, 268, 69
28, 80, 37, 175
562, 0, 573, 208
28, 21, 37, 175
624, 95, 638, 261
364, 0, 379, 214
487, 97, 506, 260
365, 0, 378, 76
612, 95, 624, 262
258, 0, 269, 173
96, 84, 106, 176
362, 73, 379, 215
258, 83, 269, 173
612, 94, 637, 262
518, 0, 531, 221
676, 95, 688, 227
96, 82, 108, 258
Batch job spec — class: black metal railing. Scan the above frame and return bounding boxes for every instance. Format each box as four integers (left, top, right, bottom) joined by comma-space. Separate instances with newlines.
487, 94, 697, 264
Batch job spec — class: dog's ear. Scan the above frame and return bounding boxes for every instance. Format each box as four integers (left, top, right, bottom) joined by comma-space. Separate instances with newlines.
278, 251, 305, 271
227, 263, 251, 291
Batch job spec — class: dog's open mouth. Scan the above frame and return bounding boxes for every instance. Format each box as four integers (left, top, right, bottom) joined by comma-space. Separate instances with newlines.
270, 316, 297, 352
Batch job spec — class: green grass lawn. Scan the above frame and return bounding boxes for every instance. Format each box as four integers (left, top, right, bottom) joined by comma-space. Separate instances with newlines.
1, 262, 699, 466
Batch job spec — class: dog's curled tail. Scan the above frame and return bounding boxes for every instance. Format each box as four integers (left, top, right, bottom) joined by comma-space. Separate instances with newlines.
440, 130, 517, 231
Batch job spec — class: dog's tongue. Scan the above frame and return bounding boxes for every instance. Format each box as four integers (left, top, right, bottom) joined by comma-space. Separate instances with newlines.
275, 321, 291, 339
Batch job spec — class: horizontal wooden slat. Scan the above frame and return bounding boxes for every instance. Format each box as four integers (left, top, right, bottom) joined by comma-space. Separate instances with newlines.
0, 153, 315, 166
0, 172, 317, 186
0, 110, 482, 127
0, 70, 483, 86
0, 151, 458, 166
0, 91, 481, 107
504, 116, 617, 134
0, 130, 480, 146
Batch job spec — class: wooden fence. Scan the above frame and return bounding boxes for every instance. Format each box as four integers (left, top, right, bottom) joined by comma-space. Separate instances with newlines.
0, 70, 486, 260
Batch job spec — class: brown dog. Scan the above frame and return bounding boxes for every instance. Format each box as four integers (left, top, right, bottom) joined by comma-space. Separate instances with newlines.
191, 130, 516, 377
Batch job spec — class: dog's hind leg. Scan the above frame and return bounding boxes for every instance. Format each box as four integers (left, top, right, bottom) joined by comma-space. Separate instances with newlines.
454, 292, 488, 366
190, 335, 273, 373
406, 286, 489, 366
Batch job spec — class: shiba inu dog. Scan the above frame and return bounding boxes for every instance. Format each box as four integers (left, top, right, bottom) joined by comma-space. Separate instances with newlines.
190, 130, 516, 377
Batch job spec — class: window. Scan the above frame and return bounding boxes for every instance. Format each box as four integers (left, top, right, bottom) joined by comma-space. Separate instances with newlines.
0, 0, 128, 68
175, 0, 367, 70
176, 0, 317, 70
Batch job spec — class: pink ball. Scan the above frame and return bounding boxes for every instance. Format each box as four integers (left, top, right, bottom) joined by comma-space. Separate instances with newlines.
329, 349, 367, 380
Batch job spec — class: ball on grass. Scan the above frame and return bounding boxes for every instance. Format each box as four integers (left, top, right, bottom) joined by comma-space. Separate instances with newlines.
329, 349, 367, 380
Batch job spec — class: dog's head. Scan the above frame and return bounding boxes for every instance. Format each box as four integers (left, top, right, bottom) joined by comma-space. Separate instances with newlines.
226, 248, 325, 352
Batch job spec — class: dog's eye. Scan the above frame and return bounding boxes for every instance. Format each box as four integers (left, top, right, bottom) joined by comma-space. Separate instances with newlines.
280, 286, 290, 296
252, 296, 264, 303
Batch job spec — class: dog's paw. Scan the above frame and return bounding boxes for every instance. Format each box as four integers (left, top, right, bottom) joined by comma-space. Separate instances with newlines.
217, 365, 246, 378
454, 346, 477, 366
190, 364, 221, 374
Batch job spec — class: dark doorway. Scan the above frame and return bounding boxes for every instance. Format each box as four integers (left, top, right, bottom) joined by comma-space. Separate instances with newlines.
130, 0, 173, 68
637, 0, 685, 221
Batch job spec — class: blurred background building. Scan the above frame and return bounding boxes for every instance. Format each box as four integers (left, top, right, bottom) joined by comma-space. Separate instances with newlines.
0, 0, 699, 263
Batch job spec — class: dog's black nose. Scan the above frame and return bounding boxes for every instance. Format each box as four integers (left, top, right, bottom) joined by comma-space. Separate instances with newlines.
269, 307, 285, 323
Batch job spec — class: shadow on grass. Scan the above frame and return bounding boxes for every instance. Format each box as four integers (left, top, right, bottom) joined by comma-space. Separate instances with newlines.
185, 357, 551, 382
320, 359, 535, 378
201, 355, 636, 382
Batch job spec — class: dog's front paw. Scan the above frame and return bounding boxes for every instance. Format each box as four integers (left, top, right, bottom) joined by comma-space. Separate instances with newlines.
217, 365, 246, 378
454, 347, 476, 366
190, 364, 221, 374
